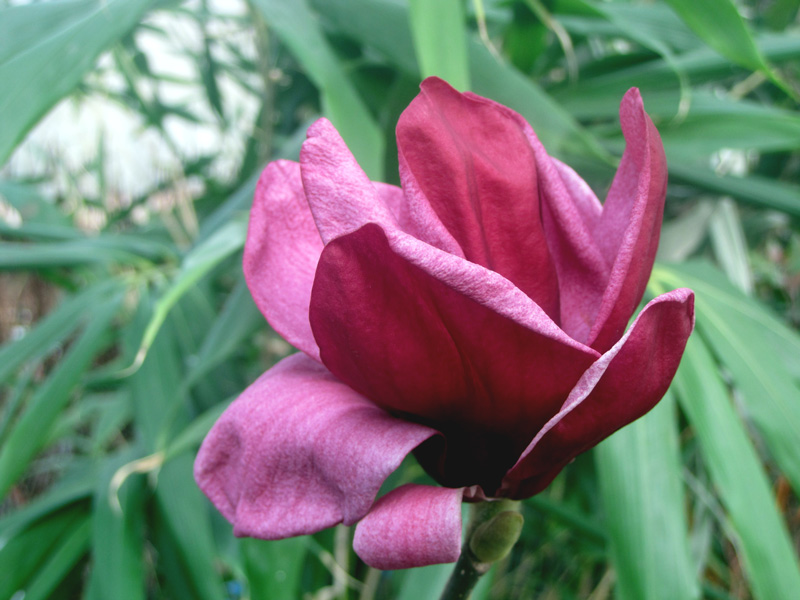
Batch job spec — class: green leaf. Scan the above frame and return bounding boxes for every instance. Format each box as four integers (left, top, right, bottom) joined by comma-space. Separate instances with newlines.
596, 393, 699, 600
0, 505, 87, 599
312, 0, 611, 162
0, 281, 118, 383
88, 451, 147, 600
128, 217, 246, 373
0, 468, 94, 542
408, 0, 470, 90
708, 199, 752, 294
155, 454, 227, 600
251, 0, 385, 179
17, 516, 92, 600
0, 288, 122, 498
243, 537, 308, 600
182, 276, 262, 392
661, 0, 792, 96
595, 92, 800, 158
0, 0, 157, 164
669, 162, 800, 217
656, 262, 800, 499
672, 335, 800, 600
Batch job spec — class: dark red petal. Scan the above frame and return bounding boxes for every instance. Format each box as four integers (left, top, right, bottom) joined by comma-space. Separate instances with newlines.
586, 89, 669, 352
500, 288, 694, 498
194, 354, 437, 538
397, 77, 560, 319
353, 484, 463, 570
309, 223, 598, 491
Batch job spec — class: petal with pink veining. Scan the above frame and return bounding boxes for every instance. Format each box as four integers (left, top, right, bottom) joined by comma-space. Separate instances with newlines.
586, 89, 669, 352
194, 353, 437, 539
309, 222, 599, 492
353, 484, 463, 570
397, 78, 560, 319
301, 117, 461, 255
243, 160, 323, 360
500, 288, 695, 499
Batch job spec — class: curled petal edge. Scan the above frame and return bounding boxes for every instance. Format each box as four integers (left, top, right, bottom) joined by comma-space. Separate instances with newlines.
353, 483, 464, 570
500, 287, 695, 498
194, 353, 437, 539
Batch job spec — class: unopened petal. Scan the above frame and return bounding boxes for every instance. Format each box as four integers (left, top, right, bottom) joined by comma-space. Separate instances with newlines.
397, 78, 561, 319
501, 288, 694, 498
194, 354, 437, 539
244, 160, 323, 360
353, 484, 463, 570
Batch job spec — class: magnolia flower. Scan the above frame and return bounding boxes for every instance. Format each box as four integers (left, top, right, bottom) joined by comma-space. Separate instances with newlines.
195, 78, 694, 570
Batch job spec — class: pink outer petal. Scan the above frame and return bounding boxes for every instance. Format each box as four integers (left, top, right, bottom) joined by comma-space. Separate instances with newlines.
586, 89, 668, 352
310, 222, 599, 491
500, 288, 695, 499
301, 117, 462, 254
353, 484, 463, 570
243, 160, 323, 360
300, 119, 396, 244
194, 353, 437, 539
396, 78, 561, 319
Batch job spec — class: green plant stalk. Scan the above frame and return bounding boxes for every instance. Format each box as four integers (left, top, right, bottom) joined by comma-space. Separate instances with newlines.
440, 500, 522, 600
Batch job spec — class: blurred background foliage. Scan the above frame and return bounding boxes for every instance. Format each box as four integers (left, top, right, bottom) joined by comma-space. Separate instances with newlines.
0, 0, 799, 598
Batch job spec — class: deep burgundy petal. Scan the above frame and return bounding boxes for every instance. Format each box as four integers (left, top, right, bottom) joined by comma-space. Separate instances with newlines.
585, 89, 669, 352
243, 160, 323, 360
309, 222, 598, 491
353, 484, 463, 570
500, 288, 695, 498
194, 353, 437, 538
397, 77, 560, 319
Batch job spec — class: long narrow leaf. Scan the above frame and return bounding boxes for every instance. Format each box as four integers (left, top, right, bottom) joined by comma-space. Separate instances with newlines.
673, 335, 800, 599
408, 0, 470, 90
0, 0, 157, 163
0, 288, 122, 498
657, 262, 800, 497
251, 0, 384, 179
596, 393, 699, 600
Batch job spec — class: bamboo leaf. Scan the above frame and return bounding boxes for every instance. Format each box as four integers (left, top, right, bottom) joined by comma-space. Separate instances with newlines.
88, 451, 147, 600
243, 537, 308, 600
673, 335, 800, 599
0, 288, 122, 498
596, 393, 699, 600
662, 0, 793, 96
656, 262, 800, 497
127, 218, 246, 374
251, 0, 385, 179
0, 0, 157, 163
17, 516, 92, 600
408, 0, 470, 90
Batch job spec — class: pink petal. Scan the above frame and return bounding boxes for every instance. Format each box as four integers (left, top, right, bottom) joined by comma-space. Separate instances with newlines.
396, 78, 561, 319
309, 222, 599, 492
301, 117, 461, 253
194, 353, 437, 539
299, 119, 398, 243
243, 160, 323, 360
353, 484, 463, 570
586, 89, 668, 352
500, 288, 695, 498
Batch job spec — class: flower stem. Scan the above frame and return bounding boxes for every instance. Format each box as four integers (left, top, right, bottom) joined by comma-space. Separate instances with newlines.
439, 499, 523, 600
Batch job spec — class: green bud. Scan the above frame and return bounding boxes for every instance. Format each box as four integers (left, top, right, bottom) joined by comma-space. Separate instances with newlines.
468, 510, 524, 564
